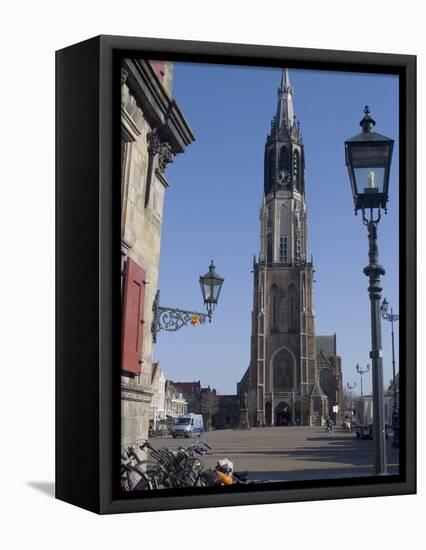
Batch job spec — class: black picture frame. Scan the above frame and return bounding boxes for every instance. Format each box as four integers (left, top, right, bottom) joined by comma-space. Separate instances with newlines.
56, 35, 416, 514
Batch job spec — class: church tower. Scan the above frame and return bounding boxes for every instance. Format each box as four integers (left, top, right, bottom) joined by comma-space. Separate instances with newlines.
246, 70, 327, 427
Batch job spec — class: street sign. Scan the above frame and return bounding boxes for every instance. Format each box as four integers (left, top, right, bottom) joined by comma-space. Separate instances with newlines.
332, 405, 339, 413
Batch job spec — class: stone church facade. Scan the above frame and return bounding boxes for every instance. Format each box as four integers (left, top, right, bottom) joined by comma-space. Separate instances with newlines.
239, 70, 342, 427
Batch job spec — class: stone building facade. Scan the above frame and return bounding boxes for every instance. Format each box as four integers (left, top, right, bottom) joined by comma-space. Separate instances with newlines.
164, 381, 188, 419
149, 363, 166, 430
171, 381, 202, 414
239, 70, 342, 427
172, 381, 239, 430
120, 59, 195, 445
316, 335, 343, 423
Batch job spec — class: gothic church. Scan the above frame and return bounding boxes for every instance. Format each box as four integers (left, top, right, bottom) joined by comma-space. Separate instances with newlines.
238, 70, 343, 427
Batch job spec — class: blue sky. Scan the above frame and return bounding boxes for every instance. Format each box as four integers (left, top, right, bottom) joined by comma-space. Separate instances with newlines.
154, 62, 399, 397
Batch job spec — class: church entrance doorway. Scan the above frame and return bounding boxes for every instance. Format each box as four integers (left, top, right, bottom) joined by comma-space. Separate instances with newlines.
265, 402, 272, 426
294, 401, 301, 425
275, 402, 292, 426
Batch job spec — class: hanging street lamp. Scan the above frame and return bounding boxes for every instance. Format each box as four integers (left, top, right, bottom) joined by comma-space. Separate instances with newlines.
381, 297, 399, 447
345, 105, 394, 476
199, 260, 225, 320
152, 260, 224, 343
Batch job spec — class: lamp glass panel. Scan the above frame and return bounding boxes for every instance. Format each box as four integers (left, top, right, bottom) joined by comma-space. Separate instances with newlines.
202, 280, 213, 302
353, 166, 385, 193
211, 280, 221, 301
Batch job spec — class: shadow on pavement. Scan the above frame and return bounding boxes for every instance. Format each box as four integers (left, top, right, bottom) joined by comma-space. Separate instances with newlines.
248, 467, 400, 482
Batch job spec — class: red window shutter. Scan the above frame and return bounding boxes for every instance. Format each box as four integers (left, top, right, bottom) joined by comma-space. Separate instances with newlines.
122, 257, 146, 375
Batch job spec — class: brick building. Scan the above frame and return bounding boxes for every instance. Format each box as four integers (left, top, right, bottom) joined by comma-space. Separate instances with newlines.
238, 70, 343, 427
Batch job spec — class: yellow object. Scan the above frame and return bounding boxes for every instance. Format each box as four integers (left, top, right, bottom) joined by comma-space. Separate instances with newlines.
191, 315, 201, 326
215, 470, 233, 485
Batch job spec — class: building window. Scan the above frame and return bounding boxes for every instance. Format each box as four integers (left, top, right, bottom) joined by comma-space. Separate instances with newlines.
288, 284, 296, 329
279, 236, 288, 262
293, 149, 301, 190
121, 137, 131, 203
270, 285, 279, 330
267, 233, 273, 263
320, 369, 335, 398
265, 148, 276, 195
273, 349, 294, 391
280, 146, 290, 173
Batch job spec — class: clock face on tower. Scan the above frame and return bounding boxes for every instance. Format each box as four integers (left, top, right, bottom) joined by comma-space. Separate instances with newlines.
277, 170, 292, 188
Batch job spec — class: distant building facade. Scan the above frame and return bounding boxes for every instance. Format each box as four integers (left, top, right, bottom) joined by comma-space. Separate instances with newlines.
172, 380, 239, 429
164, 381, 188, 420
357, 374, 399, 426
171, 381, 202, 414
120, 59, 195, 445
238, 70, 342, 427
316, 335, 343, 423
149, 363, 166, 430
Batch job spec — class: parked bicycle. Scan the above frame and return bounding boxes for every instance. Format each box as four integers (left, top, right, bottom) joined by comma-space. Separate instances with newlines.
120, 440, 264, 490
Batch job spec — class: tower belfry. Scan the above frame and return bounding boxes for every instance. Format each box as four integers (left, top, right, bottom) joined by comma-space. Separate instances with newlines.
245, 69, 327, 427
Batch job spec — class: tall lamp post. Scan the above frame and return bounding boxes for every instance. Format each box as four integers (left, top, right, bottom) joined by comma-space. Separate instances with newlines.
345, 106, 394, 475
356, 363, 370, 397
152, 260, 224, 342
347, 382, 356, 414
381, 297, 399, 446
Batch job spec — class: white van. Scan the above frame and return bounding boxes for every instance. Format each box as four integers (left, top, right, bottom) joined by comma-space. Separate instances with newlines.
170, 414, 204, 438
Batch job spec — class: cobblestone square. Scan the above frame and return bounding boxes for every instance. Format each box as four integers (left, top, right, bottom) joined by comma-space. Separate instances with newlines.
150, 426, 399, 481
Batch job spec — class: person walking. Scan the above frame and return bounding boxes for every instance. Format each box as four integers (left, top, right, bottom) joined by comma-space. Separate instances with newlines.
325, 416, 333, 435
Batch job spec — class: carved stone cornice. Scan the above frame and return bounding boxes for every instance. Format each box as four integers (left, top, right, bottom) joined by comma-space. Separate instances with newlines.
147, 128, 161, 155
157, 142, 174, 173
121, 84, 144, 141
122, 58, 195, 154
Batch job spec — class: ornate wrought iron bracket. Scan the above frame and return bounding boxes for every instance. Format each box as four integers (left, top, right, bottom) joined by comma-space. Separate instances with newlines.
152, 290, 210, 343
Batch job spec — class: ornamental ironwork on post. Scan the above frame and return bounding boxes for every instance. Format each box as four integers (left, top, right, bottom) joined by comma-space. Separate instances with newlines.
151, 290, 210, 343
151, 261, 224, 343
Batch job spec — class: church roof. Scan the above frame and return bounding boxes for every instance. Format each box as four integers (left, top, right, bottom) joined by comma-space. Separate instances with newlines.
171, 381, 201, 395
316, 335, 336, 358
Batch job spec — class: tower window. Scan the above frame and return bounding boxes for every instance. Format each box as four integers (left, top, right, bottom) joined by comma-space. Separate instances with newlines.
267, 233, 273, 263
280, 146, 290, 174
279, 236, 288, 262
265, 148, 276, 195
293, 149, 300, 189
270, 285, 279, 330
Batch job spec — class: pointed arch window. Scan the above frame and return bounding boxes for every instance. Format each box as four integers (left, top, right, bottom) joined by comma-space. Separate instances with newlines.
270, 285, 279, 330
320, 369, 335, 405
273, 349, 294, 391
280, 146, 290, 179
293, 149, 300, 189
288, 284, 297, 329
279, 236, 288, 262
267, 233, 273, 264
265, 148, 276, 195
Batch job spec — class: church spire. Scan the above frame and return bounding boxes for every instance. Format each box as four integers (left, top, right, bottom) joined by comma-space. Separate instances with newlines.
276, 68, 295, 130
